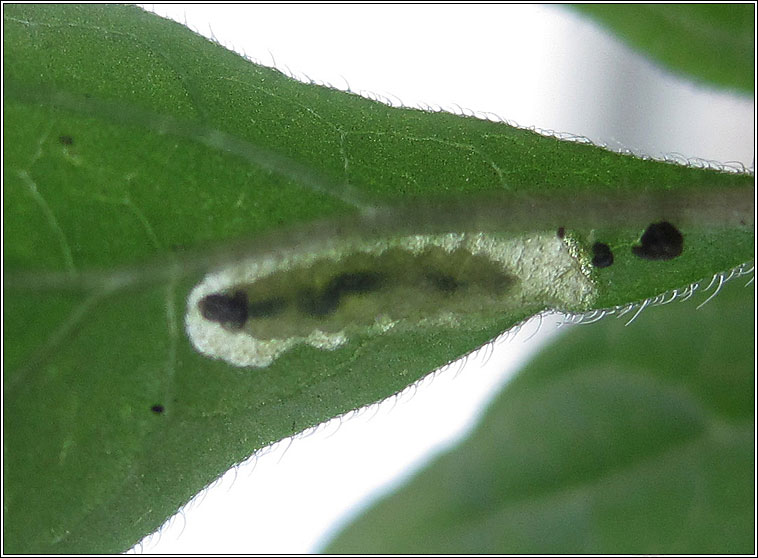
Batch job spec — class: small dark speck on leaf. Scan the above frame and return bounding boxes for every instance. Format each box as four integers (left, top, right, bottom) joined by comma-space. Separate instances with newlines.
59, 135, 73, 145
151, 404, 165, 414
632, 221, 684, 261
557, 227, 565, 239
591, 242, 614, 268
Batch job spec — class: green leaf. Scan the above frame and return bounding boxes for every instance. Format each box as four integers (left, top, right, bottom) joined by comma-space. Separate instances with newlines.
571, 4, 755, 93
2, 4, 753, 553
323, 276, 755, 554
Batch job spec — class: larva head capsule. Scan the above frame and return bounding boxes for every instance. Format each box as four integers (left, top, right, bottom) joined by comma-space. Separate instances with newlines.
198, 291, 249, 330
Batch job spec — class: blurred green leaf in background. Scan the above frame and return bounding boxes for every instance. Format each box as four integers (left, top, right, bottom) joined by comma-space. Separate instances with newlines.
323, 274, 755, 554
575, 4, 754, 93
2, 3, 754, 553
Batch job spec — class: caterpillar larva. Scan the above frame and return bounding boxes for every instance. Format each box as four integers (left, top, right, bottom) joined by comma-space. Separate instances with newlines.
185, 231, 597, 368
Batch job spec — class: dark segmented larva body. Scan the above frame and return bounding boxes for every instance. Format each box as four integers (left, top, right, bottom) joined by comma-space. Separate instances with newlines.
185, 232, 597, 368
296, 271, 385, 317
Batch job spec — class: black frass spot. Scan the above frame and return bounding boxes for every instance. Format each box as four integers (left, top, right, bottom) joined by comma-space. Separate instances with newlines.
632, 222, 683, 261
59, 135, 74, 145
591, 242, 614, 268
198, 291, 249, 329
151, 404, 165, 414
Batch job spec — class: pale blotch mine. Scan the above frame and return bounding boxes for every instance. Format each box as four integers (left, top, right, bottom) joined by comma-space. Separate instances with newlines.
184, 232, 597, 368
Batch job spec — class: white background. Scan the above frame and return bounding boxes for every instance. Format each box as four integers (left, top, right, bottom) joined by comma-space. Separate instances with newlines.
131, 4, 754, 553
